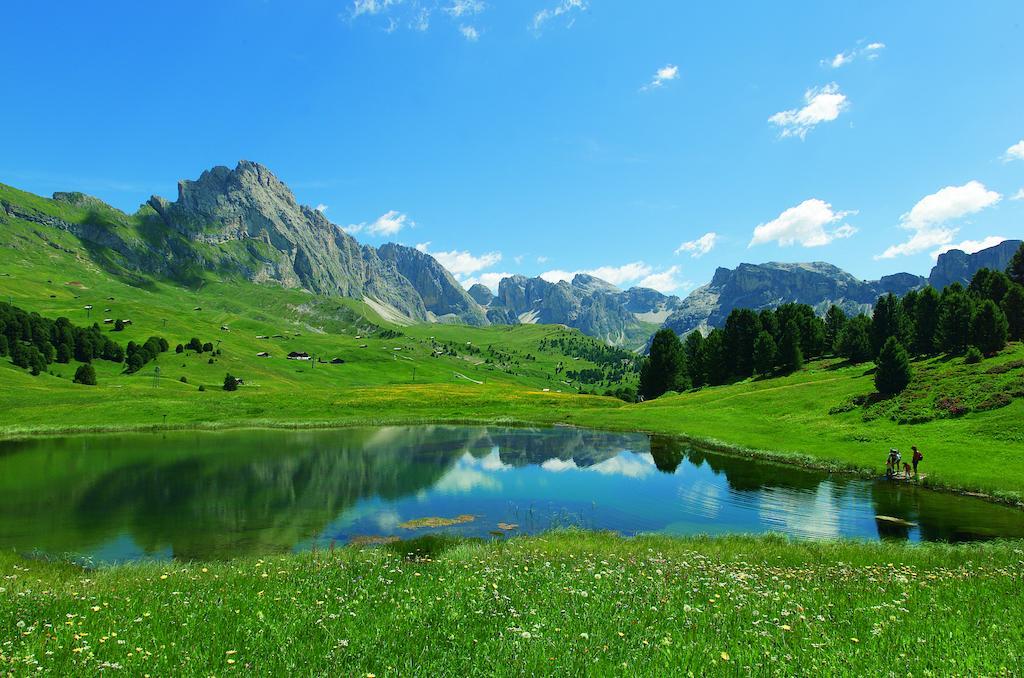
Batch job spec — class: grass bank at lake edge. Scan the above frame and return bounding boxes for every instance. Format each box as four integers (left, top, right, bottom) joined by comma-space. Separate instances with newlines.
3, 348, 1023, 504
2, 532, 1021, 676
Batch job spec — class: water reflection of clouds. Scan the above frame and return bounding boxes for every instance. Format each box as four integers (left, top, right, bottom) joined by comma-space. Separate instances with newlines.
540, 452, 656, 479
676, 480, 723, 520
757, 484, 842, 540
433, 450, 508, 494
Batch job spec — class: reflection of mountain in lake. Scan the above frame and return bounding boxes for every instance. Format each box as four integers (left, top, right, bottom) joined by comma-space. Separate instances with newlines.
488, 427, 649, 468
0, 427, 481, 559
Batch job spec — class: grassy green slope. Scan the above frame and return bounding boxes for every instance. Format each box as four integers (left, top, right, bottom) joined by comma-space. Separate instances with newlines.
2, 532, 1021, 675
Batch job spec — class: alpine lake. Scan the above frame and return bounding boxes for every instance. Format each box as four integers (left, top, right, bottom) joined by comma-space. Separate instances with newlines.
2, 425, 1022, 564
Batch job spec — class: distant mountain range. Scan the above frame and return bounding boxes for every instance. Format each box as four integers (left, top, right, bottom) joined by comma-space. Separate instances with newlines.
1, 161, 1019, 348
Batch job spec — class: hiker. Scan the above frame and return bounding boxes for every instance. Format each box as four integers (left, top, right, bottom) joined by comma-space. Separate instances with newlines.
912, 446, 923, 477
886, 448, 901, 478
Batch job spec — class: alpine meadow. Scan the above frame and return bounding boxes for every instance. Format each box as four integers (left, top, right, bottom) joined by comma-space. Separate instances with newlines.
2, 2, 1024, 676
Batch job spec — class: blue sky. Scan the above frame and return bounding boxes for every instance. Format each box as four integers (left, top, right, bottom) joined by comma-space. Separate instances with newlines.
2, 1, 1023, 294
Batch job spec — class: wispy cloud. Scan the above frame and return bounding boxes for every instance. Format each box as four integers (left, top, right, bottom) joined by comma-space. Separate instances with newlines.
824, 41, 885, 68
344, 210, 414, 236
750, 199, 857, 248
315, 203, 329, 213
444, 0, 484, 17
641, 64, 679, 91
1012, 188, 1024, 201
675, 232, 717, 257
459, 24, 479, 41
351, 0, 403, 18
532, 0, 587, 32
769, 83, 848, 139
875, 181, 1002, 259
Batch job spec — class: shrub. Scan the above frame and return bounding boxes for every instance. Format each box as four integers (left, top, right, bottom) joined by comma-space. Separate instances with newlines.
198, 384, 206, 392
964, 346, 983, 364
223, 374, 239, 391
874, 336, 912, 395
202, 342, 214, 353
179, 376, 188, 383
175, 344, 184, 354
73, 363, 97, 385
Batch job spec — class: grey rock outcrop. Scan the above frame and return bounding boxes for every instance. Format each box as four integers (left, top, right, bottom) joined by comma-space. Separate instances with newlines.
478, 274, 681, 348
660, 261, 928, 336
377, 243, 488, 325
927, 240, 1022, 289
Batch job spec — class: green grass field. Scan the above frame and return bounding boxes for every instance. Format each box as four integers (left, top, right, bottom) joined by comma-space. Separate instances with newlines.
2, 532, 1021, 675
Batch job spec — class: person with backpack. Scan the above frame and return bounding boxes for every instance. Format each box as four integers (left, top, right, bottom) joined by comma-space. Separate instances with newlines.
912, 446, 923, 477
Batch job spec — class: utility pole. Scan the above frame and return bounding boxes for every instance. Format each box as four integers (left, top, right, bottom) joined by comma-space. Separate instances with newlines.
412, 367, 416, 383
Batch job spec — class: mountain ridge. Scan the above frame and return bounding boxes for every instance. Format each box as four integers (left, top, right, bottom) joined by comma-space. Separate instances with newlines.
2, 161, 1019, 347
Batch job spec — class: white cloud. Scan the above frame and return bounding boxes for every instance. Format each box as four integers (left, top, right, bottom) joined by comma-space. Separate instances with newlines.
1005, 140, 1024, 162
462, 271, 513, 293
539, 269, 577, 283
675, 232, 717, 257
641, 64, 679, 91
876, 180, 1002, 259
459, 24, 479, 41
537, 261, 684, 292
582, 262, 653, 286
1012, 188, 1024, 201
344, 210, 414, 237
769, 83, 848, 139
825, 41, 885, 68
315, 203, 328, 213
931, 236, 1008, 259
638, 266, 684, 294
532, 0, 587, 32
445, 0, 484, 17
415, 242, 501, 276
750, 199, 857, 248
536, 255, 549, 264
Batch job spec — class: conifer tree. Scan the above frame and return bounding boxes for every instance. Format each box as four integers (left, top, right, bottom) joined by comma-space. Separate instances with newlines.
875, 336, 912, 395
970, 299, 1009, 355
836, 315, 873, 363
639, 329, 689, 400
937, 289, 974, 354
753, 331, 777, 376
1007, 242, 1024, 286
824, 305, 847, 353
683, 331, 705, 387
913, 286, 941, 355
1001, 284, 1024, 341
779, 321, 803, 373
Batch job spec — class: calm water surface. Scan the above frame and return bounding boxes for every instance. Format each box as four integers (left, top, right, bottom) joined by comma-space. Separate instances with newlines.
1, 425, 1021, 562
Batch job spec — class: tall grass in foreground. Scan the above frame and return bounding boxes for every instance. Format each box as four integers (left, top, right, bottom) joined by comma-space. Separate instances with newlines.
2, 532, 1022, 675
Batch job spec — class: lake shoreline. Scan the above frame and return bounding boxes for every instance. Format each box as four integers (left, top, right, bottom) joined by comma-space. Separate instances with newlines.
3, 413, 1022, 511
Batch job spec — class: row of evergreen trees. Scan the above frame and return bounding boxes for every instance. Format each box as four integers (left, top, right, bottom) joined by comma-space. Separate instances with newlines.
639, 243, 1024, 401
640, 302, 829, 399
0, 301, 125, 376
0, 301, 170, 381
